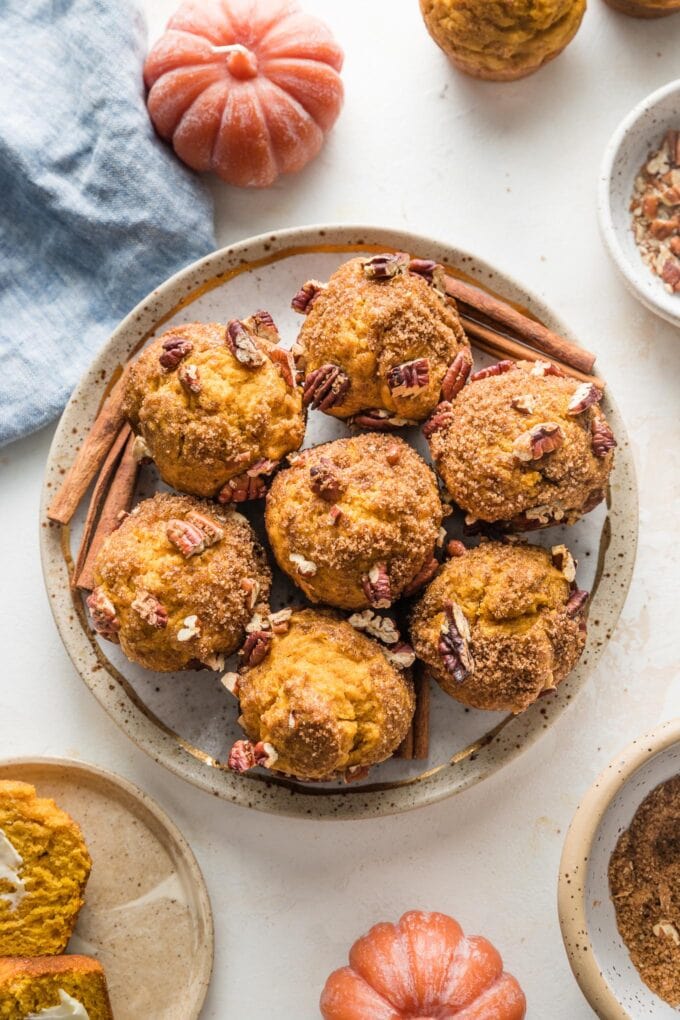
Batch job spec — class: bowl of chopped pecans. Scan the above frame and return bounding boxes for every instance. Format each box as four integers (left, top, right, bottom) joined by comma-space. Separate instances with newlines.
599, 80, 680, 328
559, 718, 680, 1018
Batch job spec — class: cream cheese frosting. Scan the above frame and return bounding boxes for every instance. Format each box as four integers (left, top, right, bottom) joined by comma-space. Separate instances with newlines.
26, 989, 90, 1019
0, 826, 25, 910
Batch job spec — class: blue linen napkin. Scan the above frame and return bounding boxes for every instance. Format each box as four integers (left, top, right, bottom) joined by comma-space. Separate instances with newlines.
0, 0, 216, 447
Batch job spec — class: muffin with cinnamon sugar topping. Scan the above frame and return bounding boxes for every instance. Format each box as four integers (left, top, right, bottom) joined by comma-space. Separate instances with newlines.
410, 540, 588, 713
424, 360, 616, 529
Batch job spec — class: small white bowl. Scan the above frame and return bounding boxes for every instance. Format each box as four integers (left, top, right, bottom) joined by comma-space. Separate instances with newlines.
598, 80, 680, 328
559, 719, 680, 1019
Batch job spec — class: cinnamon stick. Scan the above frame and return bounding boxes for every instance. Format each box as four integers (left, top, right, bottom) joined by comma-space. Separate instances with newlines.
72, 424, 132, 589
75, 432, 139, 591
412, 670, 430, 760
461, 315, 605, 389
445, 275, 596, 376
48, 364, 131, 525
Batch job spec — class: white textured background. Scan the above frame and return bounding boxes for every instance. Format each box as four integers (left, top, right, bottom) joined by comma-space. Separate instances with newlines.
2, 1, 679, 1016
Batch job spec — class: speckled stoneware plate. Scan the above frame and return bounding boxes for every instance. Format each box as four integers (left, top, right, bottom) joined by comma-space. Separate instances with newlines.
0, 758, 214, 1019
598, 79, 680, 328
41, 225, 638, 819
558, 720, 680, 1019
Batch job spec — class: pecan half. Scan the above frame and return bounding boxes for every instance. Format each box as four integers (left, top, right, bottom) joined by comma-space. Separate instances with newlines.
131, 591, 168, 629
362, 563, 392, 608
551, 545, 576, 583
566, 588, 589, 617
166, 518, 206, 557
470, 360, 516, 382
422, 401, 454, 439
511, 394, 537, 415
441, 350, 472, 401
185, 510, 224, 547
178, 363, 201, 394
86, 587, 120, 642
225, 319, 266, 367
438, 601, 474, 683
402, 557, 439, 597
242, 309, 280, 343
218, 473, 267, 503
591, 419, 617, 457
291, 280, 327, 314
268, 347, 298, 388
530, 360, 565, 378
240, 629, 272, 667
303, 364, 350, 411
387, 357, 431, 397
384, 642, 417, 669
568, 383, 603, 416
159, 335, 193, 371
446, 539, 467, 558
228, 739, 278, 773
350, 409, 415, 430
513, 422, 564, 463
408, 258, 446, 294
362, 252, 409, 280
309, 458, 344, 502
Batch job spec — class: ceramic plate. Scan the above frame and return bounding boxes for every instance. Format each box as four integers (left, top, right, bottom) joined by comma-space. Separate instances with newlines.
41, 224, 638, 819
0, 758, 213, 1019
558, 720, 680, 1019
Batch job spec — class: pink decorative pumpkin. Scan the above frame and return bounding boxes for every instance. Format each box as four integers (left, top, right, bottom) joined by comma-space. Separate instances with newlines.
144, 0, 344, 187
320, 911, 527, 1020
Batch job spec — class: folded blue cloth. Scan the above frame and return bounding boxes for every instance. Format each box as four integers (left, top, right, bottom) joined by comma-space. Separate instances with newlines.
0, 0, 216, 447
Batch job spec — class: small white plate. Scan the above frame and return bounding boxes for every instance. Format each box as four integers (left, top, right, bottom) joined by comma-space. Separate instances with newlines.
559, 720, 680, 1019
598, 80, 680, 328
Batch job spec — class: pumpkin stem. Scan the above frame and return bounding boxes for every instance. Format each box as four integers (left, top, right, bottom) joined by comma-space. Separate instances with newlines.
211, 43, 258, 80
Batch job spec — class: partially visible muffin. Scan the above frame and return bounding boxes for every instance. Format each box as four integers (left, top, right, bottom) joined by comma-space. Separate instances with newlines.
0, 781, 91, 957
410, 540, 588, 713
265, 434, 445, 610
425, 360, 616, 529
293, 254, 470, 427
226, 608, 415, 781
87, 493, 271, 672
603, 0, 680, 16
0, 956, 113, 1020
123, 316, 305, 500
420, 0, 586, 81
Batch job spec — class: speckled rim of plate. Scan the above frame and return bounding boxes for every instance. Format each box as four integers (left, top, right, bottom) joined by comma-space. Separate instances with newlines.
40, 223, 639, 820
598, 79, 680, 328
0, 756, 214, 1020
557, 719, 680, 1019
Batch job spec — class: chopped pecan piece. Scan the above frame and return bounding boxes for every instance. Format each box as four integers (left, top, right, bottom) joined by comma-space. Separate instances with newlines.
470, 360, 516, 382
446, 539, 467, 558
269, 608, 293, 634
240, 577, 260, 610
348, 610, 400, 645
303, 364, 351, 411
407, 258, 446, 293
385, 444, 401, 465
344, 765, 370, 784
350, 409, 414, 430
530, 360, 566, 378
362, 252, 409, 280
387, 357, 431, 396
567, 383, 603, 416
86, 587, 120, 642
438, 601, 474, 683
131, 591, 168, 629
268, 347, 298, 388
441, 351, 472, 401
362, 563, 392, 608
185, 510, 225, 546
384, 642, 417, 669
328, 505, 343, 525
242, 309, 280, 343
221, 671, 240, 696
402, 557, 439, 597
291, 280, 327, 314
159, 335, 193, 371
309, 458, 344, 502
422, 401, 454, 439
218, 473, 267, 503
225, 319, 266, 367
131, 434, 152, 463
178, 363, 201, 394
566, 588, 589, 617
661, 257, 680, 292
551, 545, 576, 583
289, 552, 317, 576
228, 739, 278, 773
166, 518, 206, 557
591, 419, 617, 457
583, 488, 605, 514
202, 652, 225, 671
511, 394, 537, 415
513, 422, 564, 463
240, 629, 272, 667
177, 614, 201, 641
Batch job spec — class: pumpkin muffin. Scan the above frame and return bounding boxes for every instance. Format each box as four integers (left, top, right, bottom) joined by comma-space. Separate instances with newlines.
425, 360, 616, 529
410, 540, 588, 713
603, 0, 680, 15
0, 956, 113, 1020
225, 608, 415, 782
86, 493, 271, 673
0, 781, 91, 957
123, 315, 305, 500
265, 434, 445, 611
292, 254, 471, 428
419, 0, 586, 81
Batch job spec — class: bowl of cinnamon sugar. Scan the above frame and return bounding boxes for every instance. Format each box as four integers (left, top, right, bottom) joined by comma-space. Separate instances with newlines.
559, 718, 680, 1018
599, 79, 680, 328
